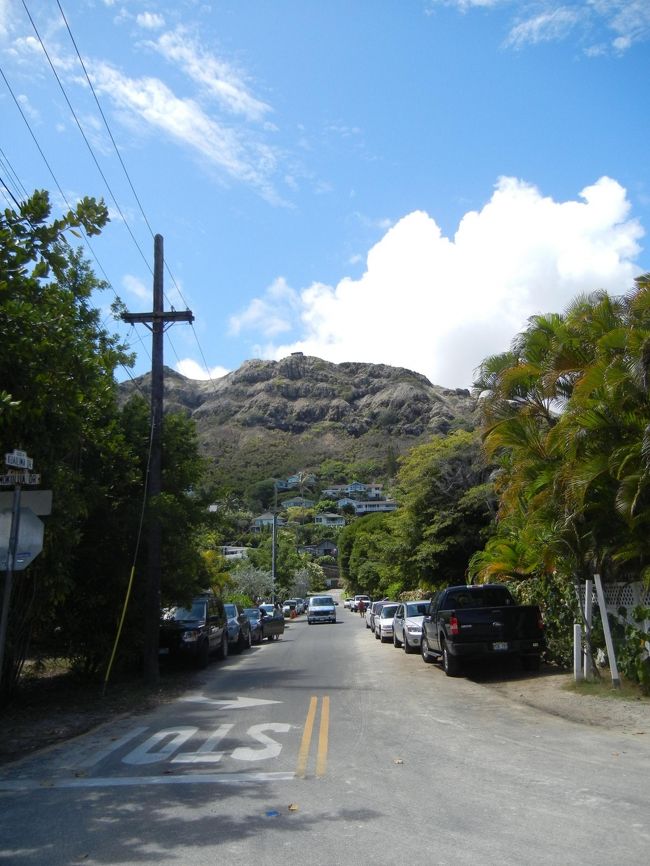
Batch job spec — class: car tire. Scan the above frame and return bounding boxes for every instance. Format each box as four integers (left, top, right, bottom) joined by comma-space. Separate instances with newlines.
421, 636, 434, 663
375, 628, 380, 640
393, 631, 402, 648
404, 634, 415, 654
217, 632, 229, 660
195, 639, 209, 669
442, 641, 461, 677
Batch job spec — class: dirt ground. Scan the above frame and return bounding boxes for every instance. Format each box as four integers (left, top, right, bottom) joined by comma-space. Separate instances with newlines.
0, 663, 648, 767
476, 667, 650, 735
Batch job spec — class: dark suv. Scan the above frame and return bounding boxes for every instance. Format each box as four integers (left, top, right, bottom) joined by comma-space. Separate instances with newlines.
159, 595, 228, 668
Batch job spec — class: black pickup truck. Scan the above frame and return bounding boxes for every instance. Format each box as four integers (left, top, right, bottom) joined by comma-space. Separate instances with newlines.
420, 584, 545, 677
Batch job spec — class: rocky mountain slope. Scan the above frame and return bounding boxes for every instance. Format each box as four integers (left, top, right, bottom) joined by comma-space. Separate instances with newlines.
119, 354, 478, 487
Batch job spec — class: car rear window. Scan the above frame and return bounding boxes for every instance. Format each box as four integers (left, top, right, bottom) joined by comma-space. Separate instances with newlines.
405, 602, 429, 616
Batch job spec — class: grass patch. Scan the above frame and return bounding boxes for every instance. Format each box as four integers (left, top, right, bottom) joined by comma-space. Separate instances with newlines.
563, 673, 650, 703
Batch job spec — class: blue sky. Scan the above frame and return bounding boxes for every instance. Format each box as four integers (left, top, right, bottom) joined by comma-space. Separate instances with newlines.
1, 0, 648, 388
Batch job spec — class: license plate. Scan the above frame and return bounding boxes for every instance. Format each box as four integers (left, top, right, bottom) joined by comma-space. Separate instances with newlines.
493, 641, 508, 651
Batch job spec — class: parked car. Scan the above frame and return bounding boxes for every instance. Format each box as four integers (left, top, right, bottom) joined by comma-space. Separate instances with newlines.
393, 600, 431, 652
295, 598, 307, 614
242, 608, 264, 644
420, 584, 545, 676
343, 598, 353, 609
374, 602, 400, 642
224, 603, 253, 652
258, 604, 285, 640
282, 599, 299, 617
159, 595, 228, 667
367, 600, 388, 632
308, 595, 337, 624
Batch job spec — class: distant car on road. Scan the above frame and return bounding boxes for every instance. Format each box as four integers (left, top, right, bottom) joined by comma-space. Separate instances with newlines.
351, 594, 371, 612
308, 595, 337, 624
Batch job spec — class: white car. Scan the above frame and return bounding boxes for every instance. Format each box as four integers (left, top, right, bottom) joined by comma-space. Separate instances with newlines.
307, 595, 337, 624
374, 603, 399, 642
392, 600, 430, 653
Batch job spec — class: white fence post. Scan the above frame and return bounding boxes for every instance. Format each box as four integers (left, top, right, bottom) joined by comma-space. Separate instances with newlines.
574, 623, 583, 682
584, 579, 593, 680
594, 574, 621, 689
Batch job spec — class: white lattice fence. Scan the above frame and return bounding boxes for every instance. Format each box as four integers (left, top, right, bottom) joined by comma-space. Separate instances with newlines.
579, 581, 650, 625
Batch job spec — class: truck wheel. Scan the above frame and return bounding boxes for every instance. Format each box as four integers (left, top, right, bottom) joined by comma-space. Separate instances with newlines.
393, 631, 403, 648
421, 637, 434, 663
442, 641, 461, 677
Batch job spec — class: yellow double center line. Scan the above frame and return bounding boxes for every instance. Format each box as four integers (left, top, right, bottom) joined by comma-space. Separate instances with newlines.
296, 695, 330, 778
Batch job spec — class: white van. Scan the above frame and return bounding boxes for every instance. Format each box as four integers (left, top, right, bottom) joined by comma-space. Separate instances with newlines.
307, 595, 337, 624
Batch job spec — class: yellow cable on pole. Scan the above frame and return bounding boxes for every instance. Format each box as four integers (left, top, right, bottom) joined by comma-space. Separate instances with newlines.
103, 565, 137, 696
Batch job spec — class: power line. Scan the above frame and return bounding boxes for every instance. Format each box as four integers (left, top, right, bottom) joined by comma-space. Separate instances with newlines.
0, 62, 151, 365
21, 0, 153, 276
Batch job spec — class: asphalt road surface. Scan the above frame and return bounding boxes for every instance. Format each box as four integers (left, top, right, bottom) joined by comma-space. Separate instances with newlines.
1, 597, 649, 866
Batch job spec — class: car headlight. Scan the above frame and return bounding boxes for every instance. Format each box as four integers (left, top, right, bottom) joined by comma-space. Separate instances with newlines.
182, 630, 200, 642
406, 625, 422, 634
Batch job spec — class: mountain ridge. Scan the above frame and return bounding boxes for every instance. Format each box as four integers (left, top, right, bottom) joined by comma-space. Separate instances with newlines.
118, 355, 478, 487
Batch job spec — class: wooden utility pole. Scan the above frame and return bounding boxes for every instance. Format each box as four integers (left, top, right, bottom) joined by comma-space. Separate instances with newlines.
122, 235, 194, 685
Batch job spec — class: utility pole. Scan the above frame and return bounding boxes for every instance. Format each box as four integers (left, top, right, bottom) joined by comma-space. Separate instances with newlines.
122, 235, 194, 685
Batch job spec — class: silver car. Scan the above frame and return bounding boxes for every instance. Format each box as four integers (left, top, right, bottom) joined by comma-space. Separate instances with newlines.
374, 603, 399, 642
392, 600, 430, 653
366, 600, 387, 632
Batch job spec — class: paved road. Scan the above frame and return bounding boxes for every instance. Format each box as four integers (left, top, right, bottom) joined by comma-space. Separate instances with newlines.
1, 603, 649, 865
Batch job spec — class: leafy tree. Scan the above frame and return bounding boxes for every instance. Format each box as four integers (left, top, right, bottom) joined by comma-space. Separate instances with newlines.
0, 191, 133, 693
391, 430, 495, 591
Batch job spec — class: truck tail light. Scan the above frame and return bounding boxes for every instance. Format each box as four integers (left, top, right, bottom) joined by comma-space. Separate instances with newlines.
450, 614, 459, 636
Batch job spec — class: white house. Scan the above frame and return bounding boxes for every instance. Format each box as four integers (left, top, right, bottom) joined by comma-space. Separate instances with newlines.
315, 512, 346, 527
353, 500, 398, 515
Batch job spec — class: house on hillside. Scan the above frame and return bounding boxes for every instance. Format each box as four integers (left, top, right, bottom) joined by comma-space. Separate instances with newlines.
250, 512, 286, 532
282, 496, 315, 508
220, 546, 249, 561
353, 500, 398, 515
299, 539, 338, 558
315, 512, 346, 527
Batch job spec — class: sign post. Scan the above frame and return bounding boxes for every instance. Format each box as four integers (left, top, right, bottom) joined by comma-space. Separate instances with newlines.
0, 451, 43, 690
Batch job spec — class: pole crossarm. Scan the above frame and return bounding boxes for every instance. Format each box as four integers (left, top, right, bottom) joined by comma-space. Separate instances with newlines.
122, 310, 194, 326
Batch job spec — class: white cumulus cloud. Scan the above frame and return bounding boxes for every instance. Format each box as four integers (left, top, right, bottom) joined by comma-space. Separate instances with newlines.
175, 359, 230, 380
234, 176, 643, 388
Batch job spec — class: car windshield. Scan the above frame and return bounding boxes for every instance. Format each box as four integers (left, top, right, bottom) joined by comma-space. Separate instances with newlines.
380, 605, 399, 618
243, 609, 261, 621
311, 597, 334, 605
406, 602, 429, 616
259, 604, 274, 614
162, 602, 206, 621
224, 604, 237, 617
